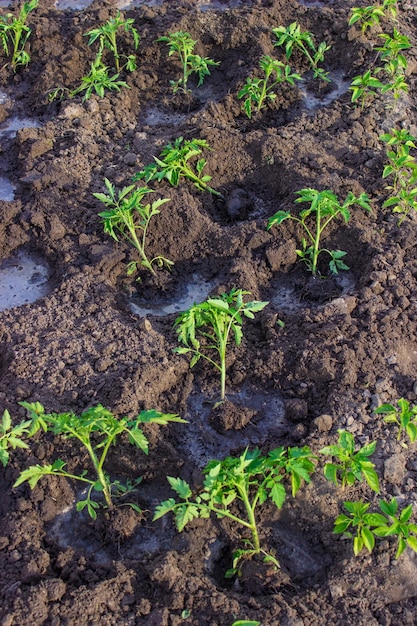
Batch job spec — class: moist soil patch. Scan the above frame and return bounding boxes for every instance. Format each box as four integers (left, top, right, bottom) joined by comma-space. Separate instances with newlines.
1, 0, 417, 624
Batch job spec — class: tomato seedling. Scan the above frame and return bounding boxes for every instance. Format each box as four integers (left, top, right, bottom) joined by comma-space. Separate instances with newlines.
14, 402, 185, 519
94, 177, 172, 277
0, 409, 31, 467
173, 288, 268, 401
349, 0, 398, 33
272, 22, 330, 83
267, 188, 371, 277
0, 0, 38, 71
238, 55, 301, 119
134, 136, 222, 197
334, 498, 417, 559
380, 128, 417, 223
350, 69, 385, 108
320, 429, 380, 492
154, 446, 316, 576
70, 56, 129, 102
374, 398, 417, 444
158, 31, 219, 94
85, 10, 140, 73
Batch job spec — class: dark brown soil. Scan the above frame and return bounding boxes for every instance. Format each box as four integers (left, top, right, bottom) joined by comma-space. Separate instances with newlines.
1, 0, 417, 624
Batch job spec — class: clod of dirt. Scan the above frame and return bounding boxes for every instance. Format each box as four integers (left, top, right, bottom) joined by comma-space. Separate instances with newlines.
234, 558, 292, 595
209, 399, 256, 432
225, 188, 252, 220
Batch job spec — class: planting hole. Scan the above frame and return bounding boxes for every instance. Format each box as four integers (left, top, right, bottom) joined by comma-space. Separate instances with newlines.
182, 386, 287, 468
0, 176, 15, 201
0, 249, 52, 311
0, 115, 40, 138
300, 70, 350, 112
54, 0, 94, 9
142, 107, 187, 127
129, 273, 216, 317
271, 271, 355, 313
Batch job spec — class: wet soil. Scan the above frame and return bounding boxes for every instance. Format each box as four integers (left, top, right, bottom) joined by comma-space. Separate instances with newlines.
1, 0, 417, 624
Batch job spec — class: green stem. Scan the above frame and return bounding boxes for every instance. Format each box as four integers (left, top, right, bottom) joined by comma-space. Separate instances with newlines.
110, 33, 120, 72
237, 484, 260, 552
181, 164, 223, 197
85, 439, 113, 509
126, 216, 156, 276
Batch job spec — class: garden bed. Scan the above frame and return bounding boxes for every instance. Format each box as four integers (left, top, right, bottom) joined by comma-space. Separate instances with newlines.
1, 0, 417, 624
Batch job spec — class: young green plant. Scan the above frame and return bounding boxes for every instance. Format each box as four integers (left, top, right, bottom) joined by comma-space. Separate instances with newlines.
319, 429, 380, 492
374, 398, 417, 445
158, 31, 218, 94
154, 446, 316, 576
272, 22, 330, 83
0, 409, 31, 467
93, 177, 172, 277
334, 498, 417, 558
238, 55, 301, 119
133, 136, 222, 198
349, 0, 398, 33
69, 56, 129, 102
173, 289, 268, 401
85, 10, 140, 73
0, 0, 38, 71
267, 188, 371, 277
380, 128, 417, 223
350, 69, 385, 108
14, 402, 185, 519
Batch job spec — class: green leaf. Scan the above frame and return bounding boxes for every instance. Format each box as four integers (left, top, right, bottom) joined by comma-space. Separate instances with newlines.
323, 463, 338, 485
406, 536, 417, 553
175, 503, 200, 531
269, 481, 286, 509
361, 526, 375, 553
167, 476, 193, 499
361, 467, 380, 493
153, 498, 177, 521
354, 535, 364, 556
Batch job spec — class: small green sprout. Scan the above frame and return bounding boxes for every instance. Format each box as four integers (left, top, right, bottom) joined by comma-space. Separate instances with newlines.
350, 69, 385, 108
0, 409, 31, 467
319, 429, 380, 492
376, 28, 411, 64
173, 288, 268, 402
267, 188, 371, 277
272, 22, 330, 83
231, 621, 261, 626
374, 398, 417, 444
349, 0, 398, 33
334, 498, 417, 559
85, 10, 140, 73
0, 0, 38, 71
133, 136, 222, 197
380, 129, 417, 223
93, 177, 172, 277
237, 55, 301, 119
158, 31, 219, 94
14, 402, 185, 519
69, 56, 129, 102
154, 446, 316, 576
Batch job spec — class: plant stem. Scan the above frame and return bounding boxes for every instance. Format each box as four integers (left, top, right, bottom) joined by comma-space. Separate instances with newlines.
85, 440, 114, 508
239, 485, 260, 552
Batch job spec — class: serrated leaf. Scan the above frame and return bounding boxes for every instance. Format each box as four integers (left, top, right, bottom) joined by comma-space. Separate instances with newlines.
153, 498, 177, 521
167, 476, 193, 499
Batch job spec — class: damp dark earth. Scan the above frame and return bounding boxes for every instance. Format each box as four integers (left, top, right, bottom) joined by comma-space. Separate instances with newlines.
1, 0, 417, 625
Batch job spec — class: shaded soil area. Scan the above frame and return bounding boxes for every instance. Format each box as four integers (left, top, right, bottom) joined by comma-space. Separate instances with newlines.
1, 0, 417, 624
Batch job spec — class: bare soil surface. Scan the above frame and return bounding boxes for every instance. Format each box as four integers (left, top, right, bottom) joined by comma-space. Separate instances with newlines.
1, 0, 417, 624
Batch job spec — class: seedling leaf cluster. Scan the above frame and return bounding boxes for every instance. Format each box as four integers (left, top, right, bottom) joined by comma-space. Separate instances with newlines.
154, 445, 316, 576
14, 402, 185, 519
